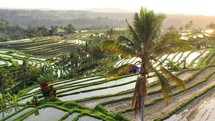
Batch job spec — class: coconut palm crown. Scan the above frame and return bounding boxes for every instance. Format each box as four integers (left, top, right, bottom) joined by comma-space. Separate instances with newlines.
101, 7, 193, 118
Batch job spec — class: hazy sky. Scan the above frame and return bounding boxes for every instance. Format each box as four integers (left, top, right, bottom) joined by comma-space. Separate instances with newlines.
0, 0, 214, 15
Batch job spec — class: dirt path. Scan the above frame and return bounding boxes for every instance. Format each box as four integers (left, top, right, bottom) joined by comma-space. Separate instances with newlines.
103, 69, 200, 114
165, 86, 215, 121
79, 93, 133, 108
79, 70, 197, 109
147, 70, 198, 92
124, 67, 215, 121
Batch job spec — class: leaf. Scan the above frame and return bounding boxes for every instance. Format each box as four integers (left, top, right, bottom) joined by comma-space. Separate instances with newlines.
152, 33, 194, 55
100, 39, 137, 58
160, 67, 186, 90
105, 64, 136, 78
155, 70, 172, 103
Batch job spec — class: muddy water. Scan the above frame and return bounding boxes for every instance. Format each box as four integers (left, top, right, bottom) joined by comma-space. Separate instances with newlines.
165, 88, 215, 121
27, 76, 101, 94
60, 75, 138, 95
186, 51, 201, 64
24, 107, 66, 121
63, 112, 79, 121
0, 106, 23, 119
60, 82, 136, 101
6, 107, 34, 121
165, 74, 215, 121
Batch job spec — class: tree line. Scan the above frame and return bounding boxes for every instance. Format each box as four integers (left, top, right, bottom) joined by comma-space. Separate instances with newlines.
0, 19, 76, 41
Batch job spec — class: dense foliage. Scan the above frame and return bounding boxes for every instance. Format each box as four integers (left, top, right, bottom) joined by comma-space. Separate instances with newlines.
0, 19, 76, 41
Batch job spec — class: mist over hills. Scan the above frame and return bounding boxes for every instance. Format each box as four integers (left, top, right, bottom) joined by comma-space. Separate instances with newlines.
85, 8, 134, 13
0, 8, 215, 29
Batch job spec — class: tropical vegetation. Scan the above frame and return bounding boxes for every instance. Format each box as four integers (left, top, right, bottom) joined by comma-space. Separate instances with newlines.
101, 7, 193, 120
0, 6, 214, 121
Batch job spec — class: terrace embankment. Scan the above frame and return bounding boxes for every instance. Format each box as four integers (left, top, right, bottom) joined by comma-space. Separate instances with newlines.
124, 66, 215, 121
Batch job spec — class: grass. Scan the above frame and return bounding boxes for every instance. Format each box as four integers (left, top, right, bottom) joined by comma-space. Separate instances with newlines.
57, 79, 136, 98
177, 51, 193, 67
1, 105, 34, 121
174, 52, 184, 62
121, 67, 215, 118
154, 73, 215, 120
187, 50, 206, 68
198, 51, 211, 67
204, 50, 215, 65
19, 75, 104, 98
20, 72, 139, 101
170, 52, 180, 62
75, 69, 197, 106
120, 71, 215, 121
1, 47, 214, 121
11, 97, 125, 121
99, 67, 207, 108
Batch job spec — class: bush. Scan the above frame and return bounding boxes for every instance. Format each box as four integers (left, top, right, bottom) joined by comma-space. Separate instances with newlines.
115, 112, 130, 121
95, 104, 112, 116
26, 101, 33, 105
62, 101, 85, 109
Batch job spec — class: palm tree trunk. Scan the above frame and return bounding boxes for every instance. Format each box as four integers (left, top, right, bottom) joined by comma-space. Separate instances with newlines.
141, 97, 145, 121
1, 80, 3, 93
140, 63, 147, 121
23, 80, 26, 89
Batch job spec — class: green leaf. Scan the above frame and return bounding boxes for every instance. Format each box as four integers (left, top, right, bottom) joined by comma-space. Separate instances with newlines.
161, 67, 186, 90
155, 70, 172, 103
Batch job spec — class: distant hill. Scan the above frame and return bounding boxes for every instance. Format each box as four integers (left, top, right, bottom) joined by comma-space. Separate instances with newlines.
163, 14, 215, 29
0, 9, 215, 29
0, 9, 133, 29
0, 19, 25, 41
85, 8, 134, 13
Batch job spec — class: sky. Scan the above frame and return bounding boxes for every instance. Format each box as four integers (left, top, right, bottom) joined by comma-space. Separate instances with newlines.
0, 0, 215, 16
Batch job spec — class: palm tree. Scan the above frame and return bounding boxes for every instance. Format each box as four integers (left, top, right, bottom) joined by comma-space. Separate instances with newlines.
189, 20, 193, 29
0, 67, 14, 93
106, 27, 117, 38
18, 59, 30, 88
56, 54, 69, 78
101, 7, 193, 121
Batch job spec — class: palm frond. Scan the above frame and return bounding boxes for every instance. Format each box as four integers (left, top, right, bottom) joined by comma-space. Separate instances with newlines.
131, 7, 166, 56
149, 14, 165, 47
155, 70, 172, 103
100, 39, 137, 58
134, 11, 146, 44
160, 67, 186, 89
118, 36, 142, 55
126, 19, 139, 42
100, 40, 119, 52
152, 34, 194, 55
105, 64, 136, 78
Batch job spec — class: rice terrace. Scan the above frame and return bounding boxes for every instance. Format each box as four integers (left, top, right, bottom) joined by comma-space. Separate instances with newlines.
0, 0, 215, 121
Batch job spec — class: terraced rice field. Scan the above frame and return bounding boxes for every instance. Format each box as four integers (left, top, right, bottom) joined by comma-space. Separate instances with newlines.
0, 49, 71, 78
1, 49, 215, 121
0, 49, 45, 67
0, 37, 77, 56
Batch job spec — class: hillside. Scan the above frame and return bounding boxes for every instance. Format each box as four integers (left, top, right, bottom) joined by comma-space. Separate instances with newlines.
0, 9, 132, 29
0, 19, 26, 41
1, 9, 215, 29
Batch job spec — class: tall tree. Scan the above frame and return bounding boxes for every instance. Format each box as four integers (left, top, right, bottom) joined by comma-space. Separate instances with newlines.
101, 7, 193, 121
16, 58, 31, 89
189, 20, 193, 28
0, 67, 14, 93
49, 26, 58, 35
167, 25, 178, 34
206, 22, 215, 30
66, 24, 75, 34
